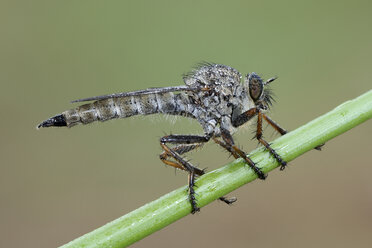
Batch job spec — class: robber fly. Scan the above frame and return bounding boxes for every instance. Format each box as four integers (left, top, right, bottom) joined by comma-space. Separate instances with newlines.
38, 63, 291, 213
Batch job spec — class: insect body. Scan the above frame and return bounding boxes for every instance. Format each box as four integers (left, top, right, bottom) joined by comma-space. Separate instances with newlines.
38, 63, 288, 213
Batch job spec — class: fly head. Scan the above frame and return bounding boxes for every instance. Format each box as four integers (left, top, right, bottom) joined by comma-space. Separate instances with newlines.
245, 73, 277, 110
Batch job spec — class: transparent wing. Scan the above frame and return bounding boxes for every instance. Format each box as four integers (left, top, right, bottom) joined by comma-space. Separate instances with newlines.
71, 85, 199, 103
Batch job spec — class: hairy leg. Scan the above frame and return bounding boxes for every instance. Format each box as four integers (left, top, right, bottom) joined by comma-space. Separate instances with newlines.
160, 134, 236, 212
214, 128, 267, 180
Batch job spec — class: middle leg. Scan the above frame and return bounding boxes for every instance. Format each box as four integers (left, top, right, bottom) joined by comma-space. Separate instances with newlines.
257, 111, 287, 170
214, 128, 267, 180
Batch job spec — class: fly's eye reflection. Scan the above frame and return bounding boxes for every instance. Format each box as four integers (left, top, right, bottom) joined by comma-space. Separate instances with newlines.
38, 63, 303, 214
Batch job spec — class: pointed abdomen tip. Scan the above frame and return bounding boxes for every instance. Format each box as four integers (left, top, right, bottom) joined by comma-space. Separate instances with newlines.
37, 114, 67, 129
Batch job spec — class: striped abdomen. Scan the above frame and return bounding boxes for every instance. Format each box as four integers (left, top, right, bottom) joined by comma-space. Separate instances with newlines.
38, 92, 194, 128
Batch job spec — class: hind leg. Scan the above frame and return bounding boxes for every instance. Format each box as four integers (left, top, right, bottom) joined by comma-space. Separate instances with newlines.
160, 136, 237, 207
160, 134, 211, 213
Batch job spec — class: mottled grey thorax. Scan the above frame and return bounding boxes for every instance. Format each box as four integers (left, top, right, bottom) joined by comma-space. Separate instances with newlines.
182, 64, 255, 135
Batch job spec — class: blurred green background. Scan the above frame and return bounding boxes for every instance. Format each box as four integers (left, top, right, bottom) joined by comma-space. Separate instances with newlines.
1, 0, 371, 247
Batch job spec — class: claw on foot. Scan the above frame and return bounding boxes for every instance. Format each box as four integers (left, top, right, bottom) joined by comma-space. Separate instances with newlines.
279, 161, 287, 171
220, 196, 237, 205
191, 206, 200, 214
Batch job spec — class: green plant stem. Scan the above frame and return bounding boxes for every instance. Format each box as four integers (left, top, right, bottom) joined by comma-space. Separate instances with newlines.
60, 90, 372, 248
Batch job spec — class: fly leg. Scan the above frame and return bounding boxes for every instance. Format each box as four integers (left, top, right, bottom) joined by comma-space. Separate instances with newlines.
160, 143, 205, 175
213, 137, 239, 159
160, 134, 211, 213
231, 107, 287, 171
257, 111, 287, 170
261, 113, 287, 136
262, 113, 324, 151
160, 142, 236, 205
214, 128, 267, 180
232, 106, 321, 172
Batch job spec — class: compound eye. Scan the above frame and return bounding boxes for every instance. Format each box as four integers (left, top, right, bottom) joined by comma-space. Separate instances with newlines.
249, 78, 263, 101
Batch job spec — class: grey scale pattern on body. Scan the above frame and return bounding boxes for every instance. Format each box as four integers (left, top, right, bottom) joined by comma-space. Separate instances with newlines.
45, 64, 259, 138
38, 63, 286, 214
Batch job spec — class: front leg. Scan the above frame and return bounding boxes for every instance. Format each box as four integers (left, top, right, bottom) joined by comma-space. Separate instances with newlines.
231, 108, 257, 127
231, 107, 287, 171
262, 113, 324, 151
